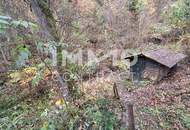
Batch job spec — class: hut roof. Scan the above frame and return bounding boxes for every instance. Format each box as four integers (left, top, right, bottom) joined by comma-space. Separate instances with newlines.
126, 48, 186, 68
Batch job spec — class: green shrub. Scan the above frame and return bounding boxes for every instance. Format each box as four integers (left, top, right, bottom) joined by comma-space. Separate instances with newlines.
41, 98, 120, 130
128, 0, 146, 12
168, 0, 190, 26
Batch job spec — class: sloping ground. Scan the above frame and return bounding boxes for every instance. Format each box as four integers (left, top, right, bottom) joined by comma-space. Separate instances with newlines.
80, 62, 190, 129
1, 63, 189, 129
119, 64, 190, 129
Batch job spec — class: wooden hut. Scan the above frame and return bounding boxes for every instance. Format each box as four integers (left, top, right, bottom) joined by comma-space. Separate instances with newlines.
125, 49, 186, 82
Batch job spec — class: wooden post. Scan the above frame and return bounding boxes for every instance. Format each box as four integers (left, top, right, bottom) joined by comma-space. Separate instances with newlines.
113, 83, 120, 99
127, 103, 135, 130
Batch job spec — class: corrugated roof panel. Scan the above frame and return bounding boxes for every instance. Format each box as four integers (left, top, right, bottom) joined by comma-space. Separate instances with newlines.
142, 49, 186, 68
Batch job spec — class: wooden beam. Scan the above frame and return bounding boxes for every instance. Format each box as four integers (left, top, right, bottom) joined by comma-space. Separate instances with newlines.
113, 83, 120, 99
127, 103, 135, 130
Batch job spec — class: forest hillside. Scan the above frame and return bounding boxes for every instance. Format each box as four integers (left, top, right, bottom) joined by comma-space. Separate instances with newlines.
0, 0, 190, 129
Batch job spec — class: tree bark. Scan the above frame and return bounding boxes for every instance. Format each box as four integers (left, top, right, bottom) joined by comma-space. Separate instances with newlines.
30, 0, 59, 41
30, 0, 70, 101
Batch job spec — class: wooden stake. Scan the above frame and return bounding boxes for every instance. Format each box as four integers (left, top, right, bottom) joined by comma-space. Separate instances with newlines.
127, 103, 135, 130
113, 83, 120, 99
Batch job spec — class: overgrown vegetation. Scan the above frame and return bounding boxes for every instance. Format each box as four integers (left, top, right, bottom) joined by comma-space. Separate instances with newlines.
168, 0, 190, 26
0, 0, 190, 129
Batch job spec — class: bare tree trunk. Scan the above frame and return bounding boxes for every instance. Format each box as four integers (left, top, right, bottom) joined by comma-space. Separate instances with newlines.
30, 0, 70, 101
30, 0, 59, 41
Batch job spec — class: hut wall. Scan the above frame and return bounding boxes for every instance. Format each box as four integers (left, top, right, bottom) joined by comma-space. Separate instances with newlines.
130, 56, 171, 82
130, 56, 146, 81
142, 58, 170, 81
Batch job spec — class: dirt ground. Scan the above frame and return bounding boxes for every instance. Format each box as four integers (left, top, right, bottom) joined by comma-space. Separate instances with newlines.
117, 63, 190, 129
81, 63, 190, 129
